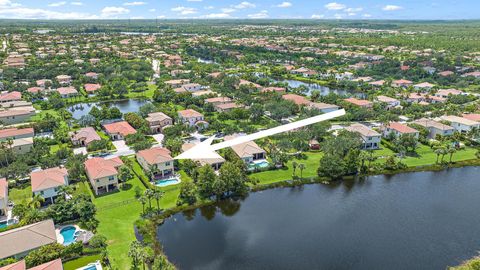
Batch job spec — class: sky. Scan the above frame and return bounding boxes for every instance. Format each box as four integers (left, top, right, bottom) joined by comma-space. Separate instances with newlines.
0, 0, 478, 20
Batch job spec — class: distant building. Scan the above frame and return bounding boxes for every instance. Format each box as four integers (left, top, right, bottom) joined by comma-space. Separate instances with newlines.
440, 115, 480, 133
146, 112, 173, 134
0, 91, 22, 103
69, 127, 101, 147
56, 75, 72, 85
344, 98, 373, 108
376, 95, 400, 109
56, 86, 78, 98
0, 127, 34, 154
178, 109, 207, 129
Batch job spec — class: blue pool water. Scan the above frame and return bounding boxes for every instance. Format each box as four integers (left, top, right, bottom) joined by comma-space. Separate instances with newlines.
0, 221, 7, 229
248, 160, 270, 170
60, 226, 77, 245
155, 178, 180, 187
83, 265, 98, 270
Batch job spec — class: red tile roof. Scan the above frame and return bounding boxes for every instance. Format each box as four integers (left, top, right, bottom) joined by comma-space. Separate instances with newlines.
103, 121, 136, 137
462, 114, 480, 122
387, 122, 418, 134
178, 109, 203, 118
85, 157, 123, 180
344, 97, 372, 107
0, 91, 22, 102
28, 259, 63, 270
0, 128, 34, 139
84, 83, 101, 92
30, 167, 68, 192
0, 260, 26, 270
137, 147, 172, 165
282, 94, 310, 106
0, 178, 7, 200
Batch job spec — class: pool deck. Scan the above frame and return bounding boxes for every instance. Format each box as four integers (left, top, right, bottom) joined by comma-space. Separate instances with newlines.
55, 224, 81, 244
153, 174, 182, 187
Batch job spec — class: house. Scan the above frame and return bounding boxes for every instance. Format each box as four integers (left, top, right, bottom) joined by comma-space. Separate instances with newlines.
261, 87, 286, 94
30, 167, 69, 204
369, 80, 386, 87
225, 135, 266, 163
414, 82, 435, 91
0, 91, 22, 103
36, 79, 52, 89
238, 79, 262, 90
308, 102, 340, 113
406, 93, 426, 103
376, 95, 400, 109
178, 109, 207, 129
0, 128, 34, 154
0, 178, 7, 217
0, 108, 35, 125
85, 72, 98, 80
136, 147, 174, 179
344, 98, 373, 108
462, 114, 480, 122
435, 89, 463, 98
146, 112, 173, 134
308, 139, 320, 150
4, 54, 25, 68
345, 123, 381, 149
392, 79, 413, 88
56, 87, 78, 98
164, 79, 190, 88
180, 83, 201, 92
7, 259, 63, 270
440, 115, 480, 133
438, 71, 454, 77
383, 122, 419, 138
282, 94, 310, 106
56, 75, 72, 85
84, 157, 123, 195
103, 121, 136, 140
0, 219, 57, 260
69, 127, 101, 147
84, 83, 101, 94
214, 102, 244, 113
182, 143, 225, 170
204, 97, 232, 106
413, 118, 455, 139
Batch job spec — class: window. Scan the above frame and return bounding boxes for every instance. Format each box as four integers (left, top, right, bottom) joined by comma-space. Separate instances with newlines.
108, 176, 115, 181
165, 162, 170, 166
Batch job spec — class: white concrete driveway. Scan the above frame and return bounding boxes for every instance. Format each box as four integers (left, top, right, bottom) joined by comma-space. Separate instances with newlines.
112, 140, 135, 156
151, 134, 164, 147
73, 147, 87, 155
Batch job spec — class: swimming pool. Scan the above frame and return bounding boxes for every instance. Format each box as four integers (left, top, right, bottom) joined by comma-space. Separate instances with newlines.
60, 226, 78, 245
78, 261, 103, 270
155, 177, 181, 187
0, 221, 7, 229
248, 160, 270, 170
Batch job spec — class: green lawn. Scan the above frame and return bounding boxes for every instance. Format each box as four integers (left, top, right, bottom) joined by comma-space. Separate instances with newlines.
126, 84, 156, 99
63, 254, 101, 270
9, 185, 31, 205
401, 144, 477, 167
251, 152, 323, 184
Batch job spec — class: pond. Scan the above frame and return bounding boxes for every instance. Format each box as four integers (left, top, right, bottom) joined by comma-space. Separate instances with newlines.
67, 99, 149, 119
274, 79, 365, 98
157, 167, 480, 270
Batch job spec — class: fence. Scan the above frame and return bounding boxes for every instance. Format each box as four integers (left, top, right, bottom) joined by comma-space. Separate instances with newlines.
96, 198, 137, 212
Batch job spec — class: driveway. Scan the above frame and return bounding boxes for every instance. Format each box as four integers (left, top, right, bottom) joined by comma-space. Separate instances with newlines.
151, 134, 164, 147
73, 147, 87, 155
111, 140, 135, 156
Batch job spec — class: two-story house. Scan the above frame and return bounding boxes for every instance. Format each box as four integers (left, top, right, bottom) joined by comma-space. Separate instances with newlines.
136, 147, 174, 179
0, 127, 34, 154
30, 167, 69, 204
345, 123, 381, 149
146, 112, 173, 134
103, 121, 137, 140
84, 157, 123, 195
383, 122, 420, 139
225, 135, 266, 163
178, 109, 208, 129
440, 115, 480, 133
413, 118, 455, 139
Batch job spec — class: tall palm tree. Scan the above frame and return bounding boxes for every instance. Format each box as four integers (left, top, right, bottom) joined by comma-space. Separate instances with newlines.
298, 163, 306, 179
292, 161, 298, 177
447, 145, 457, 163
29, 194, 45, 209
144, 189, 154, 209
152, 188, 164, 212
138, 196, 147, 214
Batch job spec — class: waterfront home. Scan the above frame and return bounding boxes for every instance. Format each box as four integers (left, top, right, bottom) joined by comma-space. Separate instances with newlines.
0, 178, 7, 217
343, 98, 373, 108
56, 86, 78, 98
84, 83, 101, 94
182, 143, 225, 170
440, 115, 480, 133
103, 121, 137, 140
345, 123, 381, 149
0, 108, 35, 125
69, 127, 101, 147
30, 167, 69, 204
136, 147, 174, 179
412, 118, 455, 139
462, 113, 480, 122
178, 109, 207, 129
146, 112, 173, 134
376, 95, 400, 109
225, 135, 266, 163
55, 75, 72, 85
282, 94, 311, 106
0, 127, 34, 154
0, 219, 57, 260
238, 79, 262, 90
261, 87, 286, 94
1, 258, 64, 270
84, 157, 123, 195
0, 91, 22, 103
308, 102, 340, 113
383, 122, 419, 138
413, 82, 435, 91
392, 79, 413, 88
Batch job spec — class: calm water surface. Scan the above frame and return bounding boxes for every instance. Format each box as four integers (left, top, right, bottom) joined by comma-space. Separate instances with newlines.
157, 167, 480, 270
67, 99, 149, 119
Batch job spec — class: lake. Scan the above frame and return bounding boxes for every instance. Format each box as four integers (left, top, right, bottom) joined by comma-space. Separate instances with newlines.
274, 79, 366, 98
157, 167, 480, 270
67, 99, 149, 119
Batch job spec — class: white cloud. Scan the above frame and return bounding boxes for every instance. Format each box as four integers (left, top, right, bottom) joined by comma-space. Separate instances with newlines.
0, 0, 20, 7
334, 13, 343, 19
101, 6, 130, 17
130, 16, 144, 19
148, 8, 155, 12
325, 2, 346, 10
311, 14, 324, 19
383, 5, 403, 11
204, 6, 214, 10
363, 13, 371, 18
123, 1, 146, 6
276, 2, 292, 8
203, 13, 231, 18
345, 7, 362, 12
48, 1, 66, 7
187, 0, 203, 2
157, 15, 166, 18
70, 1, 83, 6
221, 8, 236, 13
235, 1, 256, 9
247, 10, 268, 18
0, 7, 97, 19
171, 6, 197, 15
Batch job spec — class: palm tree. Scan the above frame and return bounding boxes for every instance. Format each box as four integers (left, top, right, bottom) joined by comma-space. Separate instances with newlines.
152, 188, 164, 212
29, 194, 45, 209
144, 189, 154, 209
434, 147, 443, 164
298, 163, 306, 179
138, 196, 147, 215
292, 161, 298, 177
447, 145, 457, 163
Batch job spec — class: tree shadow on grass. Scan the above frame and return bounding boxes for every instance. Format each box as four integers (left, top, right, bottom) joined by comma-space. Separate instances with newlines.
121, 183, 133, 191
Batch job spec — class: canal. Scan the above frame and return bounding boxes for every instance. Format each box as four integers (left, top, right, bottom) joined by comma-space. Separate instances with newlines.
157, 167, 480, 270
